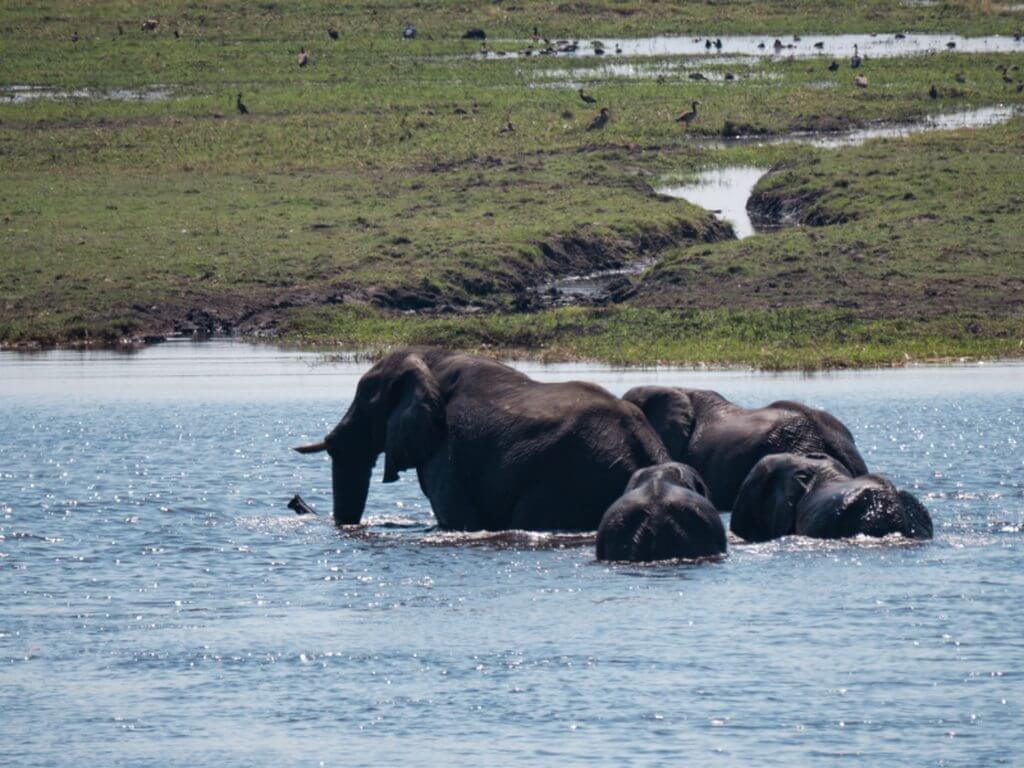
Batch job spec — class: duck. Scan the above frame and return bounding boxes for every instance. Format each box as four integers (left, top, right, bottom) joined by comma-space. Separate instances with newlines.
676, 100, 700, 127
724, 72, 735, 81
757, 42, 766, 49
773, 38, 784, 51
946, 40, 956, 49
828, 60, 839, 72
298, 47, 309, 66
714, 38, 723, 50
689, 71, 707, 80
578, 88, 597, 104
328, 26, 339, 40
929, 84, 938, 99
705, 39, 712, 50
586, 107, 609, 131
813, 41, 825, 49
850, 44, 861, 68
854, 74, 868, 88
236, 93, 248, 115
895, 32, 906, 40
615, 44, 622, 54
1014, 29, 1021, 42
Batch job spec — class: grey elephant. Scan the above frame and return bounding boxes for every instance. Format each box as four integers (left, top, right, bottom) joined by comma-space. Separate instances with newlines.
623, 387, 868, 510
730, 452, 933, 542
294, 347, 669, 530
596, 462, 726, 562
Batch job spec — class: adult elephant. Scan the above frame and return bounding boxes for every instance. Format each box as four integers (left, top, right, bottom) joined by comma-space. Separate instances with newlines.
294, 347, 669, 530
730, 452, 933, 542
622, 387, 868, 510
596, 463, 726, 562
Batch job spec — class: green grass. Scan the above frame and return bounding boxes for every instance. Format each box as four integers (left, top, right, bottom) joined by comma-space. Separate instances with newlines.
1, 0, 1023, 366
281, 304, 1024, 369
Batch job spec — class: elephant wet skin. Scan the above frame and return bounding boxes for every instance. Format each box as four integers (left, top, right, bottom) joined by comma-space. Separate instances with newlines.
597, 462, 726, 562
730, 452, 933, 542
623, 386, 867, 511
294, 348, 669, 530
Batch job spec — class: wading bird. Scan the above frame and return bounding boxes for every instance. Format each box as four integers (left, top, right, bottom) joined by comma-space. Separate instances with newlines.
850, 45, 861, 68
587, 107, 609, 131
578, 88, 597, 104
236, 93, 248, 114
676, 100, 700, 127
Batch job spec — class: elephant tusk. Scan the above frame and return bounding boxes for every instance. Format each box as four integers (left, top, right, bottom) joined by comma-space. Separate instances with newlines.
293, 441, 328, 454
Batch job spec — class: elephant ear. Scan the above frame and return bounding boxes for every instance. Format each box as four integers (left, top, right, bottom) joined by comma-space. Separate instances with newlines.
730, 455, 807, 542
382, 355, 445, 483
622, 387, 695, 460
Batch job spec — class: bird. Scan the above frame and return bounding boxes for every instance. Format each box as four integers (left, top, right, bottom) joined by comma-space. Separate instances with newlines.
854, 74, 868, 88
328, 26, 339, 40
689, 71, 707, 80
403, 24, 416, 39
1014, 29, 1022, 42
614, 44, 622, 54
117, 24, 124, 36
1003, 73, 1015, 84
532, 26, 540, 43
236, 93, 248, 114
773, 38, 784, 51
895, 32, 906, 40
955, 72, 966, 83
929, 84, 938, 99
705, 39, 712, 50
946, 41, 956, 50
757, 42, 766, 50
71, 31, 79, 43
724, 72, 735, 81
298, 47, 309, 66
813, 41, 825, 49
586, 107, 609, 131
174, 29, 180, 39
714, 38, 722, 50
498, 120, 515, 134
850, 45, 861, 68
676, 100, 700, 127
141, 19, 158, 32
828, 60, 839, 72
578, 88, 597, 104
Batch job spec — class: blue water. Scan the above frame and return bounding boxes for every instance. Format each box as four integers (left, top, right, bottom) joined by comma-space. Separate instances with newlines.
1, 343, 1021, 766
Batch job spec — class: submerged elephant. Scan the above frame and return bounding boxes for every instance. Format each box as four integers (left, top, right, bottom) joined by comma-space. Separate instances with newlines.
596, 462, 726, 562
294, 348, 669, 530
730, 452, 933, 542
622, 387, 868, 510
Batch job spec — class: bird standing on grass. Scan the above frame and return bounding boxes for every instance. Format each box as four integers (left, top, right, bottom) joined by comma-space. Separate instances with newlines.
676, 100, 700, 127
828, 60, 839, 72
929, 84, 938, 99
850, 45, 861, 68
854, 74, 869, 88
236, 93, 248, 114
587, 107, 610, 131
578, 88, 597, 104
328, 27, 339, 40
298, 48, 309, 66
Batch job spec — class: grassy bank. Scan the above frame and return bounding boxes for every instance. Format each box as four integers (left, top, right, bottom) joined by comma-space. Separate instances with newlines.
2, 0, 1023, 366
280, 305, 1024, 369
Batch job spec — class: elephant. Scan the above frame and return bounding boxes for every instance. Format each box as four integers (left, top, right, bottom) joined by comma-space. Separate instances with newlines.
294, 347, 669, 530
622, 386, 868, 511
730, 452, 933, 542
596, 462, 726, 562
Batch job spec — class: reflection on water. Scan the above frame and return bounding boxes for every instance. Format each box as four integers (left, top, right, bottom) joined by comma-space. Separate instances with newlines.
1, 343, 1022, 765
658, 167, 768, 239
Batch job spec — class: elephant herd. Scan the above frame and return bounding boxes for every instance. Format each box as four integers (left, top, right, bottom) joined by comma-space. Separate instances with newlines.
295, 347, 933, 562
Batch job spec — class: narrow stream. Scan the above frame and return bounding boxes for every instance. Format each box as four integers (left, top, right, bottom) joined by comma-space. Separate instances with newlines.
658, 105, 1019, 240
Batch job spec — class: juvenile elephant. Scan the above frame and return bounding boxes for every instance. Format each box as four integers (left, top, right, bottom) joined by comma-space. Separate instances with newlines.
730, 452, 933, 542
623, 386, 868, 511
294, 347, 669, 530
596, 463, 726, 562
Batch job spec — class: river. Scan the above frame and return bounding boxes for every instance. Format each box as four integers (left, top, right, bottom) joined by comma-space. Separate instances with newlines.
1, 342, 1021, 766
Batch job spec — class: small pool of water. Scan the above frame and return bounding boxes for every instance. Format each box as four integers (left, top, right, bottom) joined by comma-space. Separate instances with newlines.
479, 33, 1022, 60
658, 167, 768, 239
1, 343, 1022, 765
0, 85, 175, 104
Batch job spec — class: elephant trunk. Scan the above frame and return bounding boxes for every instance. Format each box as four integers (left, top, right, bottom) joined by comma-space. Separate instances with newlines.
331, 454, 373, 525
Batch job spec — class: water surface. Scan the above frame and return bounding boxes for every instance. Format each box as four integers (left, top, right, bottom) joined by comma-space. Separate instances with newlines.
1, 343, 1021, 766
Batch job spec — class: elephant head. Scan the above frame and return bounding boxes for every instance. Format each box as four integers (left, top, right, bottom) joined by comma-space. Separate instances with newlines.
621, 386, 696, 460
596, 462, 725, 562
731, 452, 932, 542
294, 351, 445, 524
